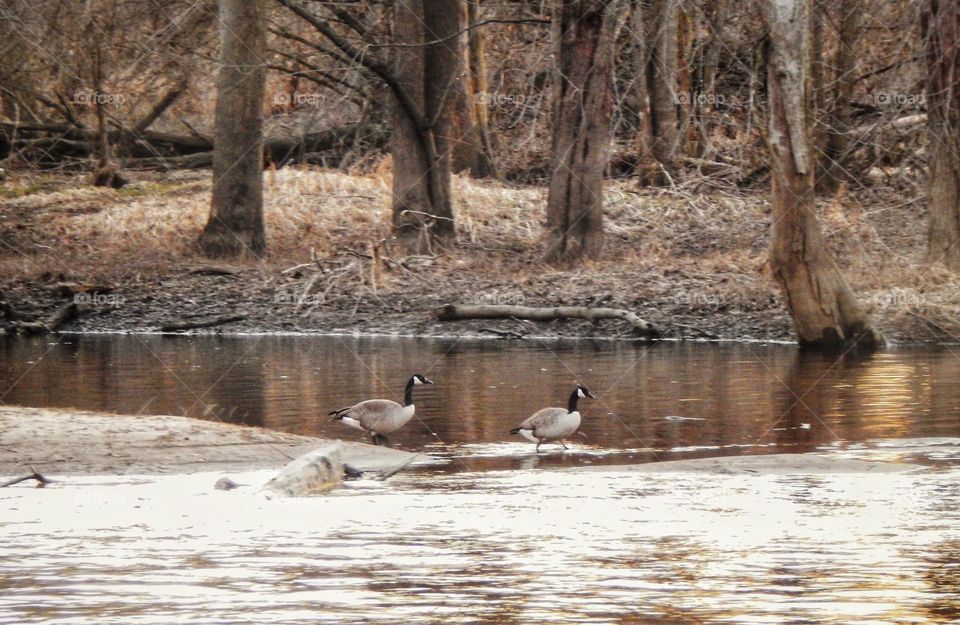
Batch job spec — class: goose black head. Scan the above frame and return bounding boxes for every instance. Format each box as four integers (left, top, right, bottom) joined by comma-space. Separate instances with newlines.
410, 374, 434, 386
576, 385, 596, 399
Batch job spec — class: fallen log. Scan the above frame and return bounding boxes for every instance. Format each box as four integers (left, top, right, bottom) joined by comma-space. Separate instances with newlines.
436, 304, 659, 338
160, 314, 247, 332
9, 301, 80, 335
260, 442, 344, 497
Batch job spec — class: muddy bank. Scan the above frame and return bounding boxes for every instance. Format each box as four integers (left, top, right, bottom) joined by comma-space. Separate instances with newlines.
0, 406, 427, 476
0, 261, 794, 342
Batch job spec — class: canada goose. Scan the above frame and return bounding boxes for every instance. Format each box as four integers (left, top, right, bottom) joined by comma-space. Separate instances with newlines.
510, 385, 596, 452
329, 374, 433, 445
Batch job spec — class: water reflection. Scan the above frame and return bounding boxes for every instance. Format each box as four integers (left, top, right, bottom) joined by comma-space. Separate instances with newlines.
2, 335, 960, 470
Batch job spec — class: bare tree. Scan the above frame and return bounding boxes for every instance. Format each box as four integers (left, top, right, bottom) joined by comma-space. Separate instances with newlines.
766, 0, 883, 348
545, 0, 616, 263
198, 0, 267, 258
818, 0, 863, 191
631, 0, 680, 184
390, 0, 457, 252
925, 0, 960, 272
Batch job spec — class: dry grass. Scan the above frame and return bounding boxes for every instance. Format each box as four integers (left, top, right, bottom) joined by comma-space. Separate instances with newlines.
1, 166, 958, 342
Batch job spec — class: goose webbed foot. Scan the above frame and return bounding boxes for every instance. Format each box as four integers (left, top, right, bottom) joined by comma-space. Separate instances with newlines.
370, 433, 389, 447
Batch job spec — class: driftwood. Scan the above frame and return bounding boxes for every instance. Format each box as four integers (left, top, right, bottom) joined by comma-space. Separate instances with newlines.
260, 442, 344, 497
1, 468, 51, 488
160, 314, 247, 332
436, 304, 659, 338
8, 302, 80, 335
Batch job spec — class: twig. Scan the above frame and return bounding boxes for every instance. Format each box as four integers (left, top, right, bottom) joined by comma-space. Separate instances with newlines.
479, 327, 525, 339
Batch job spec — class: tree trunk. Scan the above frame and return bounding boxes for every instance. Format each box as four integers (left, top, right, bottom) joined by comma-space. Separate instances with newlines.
198, 0, 267, 258
646, 0, 680, 183
925, 0, 960, 272
460, 0, 498, 177
819, 0, 862, 191
544, 0, 615, 263
391, 0, 455, 253
766, 0, 883, 349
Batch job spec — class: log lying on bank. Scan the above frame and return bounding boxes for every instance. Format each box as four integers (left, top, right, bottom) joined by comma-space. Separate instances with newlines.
260, 442, 344, 497
3, 302, 80, 335
2, 120, 387, 169
436, 304, 660, 338
159, 314, 247, 332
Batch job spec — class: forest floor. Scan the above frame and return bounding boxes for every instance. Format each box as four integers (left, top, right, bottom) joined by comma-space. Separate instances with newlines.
0, 166, 957, 343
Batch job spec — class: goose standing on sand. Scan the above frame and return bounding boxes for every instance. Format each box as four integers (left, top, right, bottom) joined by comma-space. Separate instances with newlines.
511, 385, 596, 452
329, 374, 433, 445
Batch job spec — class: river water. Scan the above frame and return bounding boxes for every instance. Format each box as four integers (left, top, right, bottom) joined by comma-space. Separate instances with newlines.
1, 335, 959, 623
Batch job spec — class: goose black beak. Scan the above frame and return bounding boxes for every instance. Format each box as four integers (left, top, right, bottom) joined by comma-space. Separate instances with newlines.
586, 390, 597, 399
423, 377, 435, 385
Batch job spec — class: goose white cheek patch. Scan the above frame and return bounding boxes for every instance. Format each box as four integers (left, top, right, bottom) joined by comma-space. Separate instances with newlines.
577, 388, 586, 398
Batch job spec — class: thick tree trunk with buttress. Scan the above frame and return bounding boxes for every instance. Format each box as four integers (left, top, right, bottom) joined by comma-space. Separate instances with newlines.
198, 0, 267, 258
925, 0, 960, 272
545, 0, 615, 263
766, 0, 883, 349
391, 0, 455, 253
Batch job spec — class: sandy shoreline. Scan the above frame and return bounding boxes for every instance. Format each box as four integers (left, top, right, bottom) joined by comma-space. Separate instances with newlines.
0, 406, 425, 477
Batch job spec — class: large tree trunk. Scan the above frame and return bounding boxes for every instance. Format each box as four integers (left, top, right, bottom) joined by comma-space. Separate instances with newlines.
925, 0, 960, 272
646, 0, 680, 182
391, 0, 455, 252
544, 0, 615, 263
766, 0, 883, 349
198, 0, 267, 258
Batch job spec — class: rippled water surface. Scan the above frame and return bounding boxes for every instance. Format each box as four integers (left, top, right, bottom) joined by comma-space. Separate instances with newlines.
2, 335, 960, 623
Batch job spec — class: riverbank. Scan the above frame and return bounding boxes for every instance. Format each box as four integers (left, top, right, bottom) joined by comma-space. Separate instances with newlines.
2, 168, 958, 343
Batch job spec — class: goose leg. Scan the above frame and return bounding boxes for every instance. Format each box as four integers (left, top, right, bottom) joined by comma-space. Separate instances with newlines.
370, 432, 389, 446
535, 440, 542, 453
561, 441, 569, 450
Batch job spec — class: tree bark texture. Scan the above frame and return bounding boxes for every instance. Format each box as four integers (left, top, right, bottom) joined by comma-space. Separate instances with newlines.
391, 0, 456, 252
925, 0, 960, 272
766, 0, 883, 348
818, 0, 863, 191
646, 0, 680, 181
545, 0, 615, 263
199, 0, 267, 258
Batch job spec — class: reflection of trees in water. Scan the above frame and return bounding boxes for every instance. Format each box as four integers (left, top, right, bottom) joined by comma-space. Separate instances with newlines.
5, 337, 960, 456
925, 539, 960, 620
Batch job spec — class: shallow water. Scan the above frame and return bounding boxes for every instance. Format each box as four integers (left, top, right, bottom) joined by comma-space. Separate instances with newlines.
2, 441, 959, 624
2, 335, 960, 623
2, 334, 960, 470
